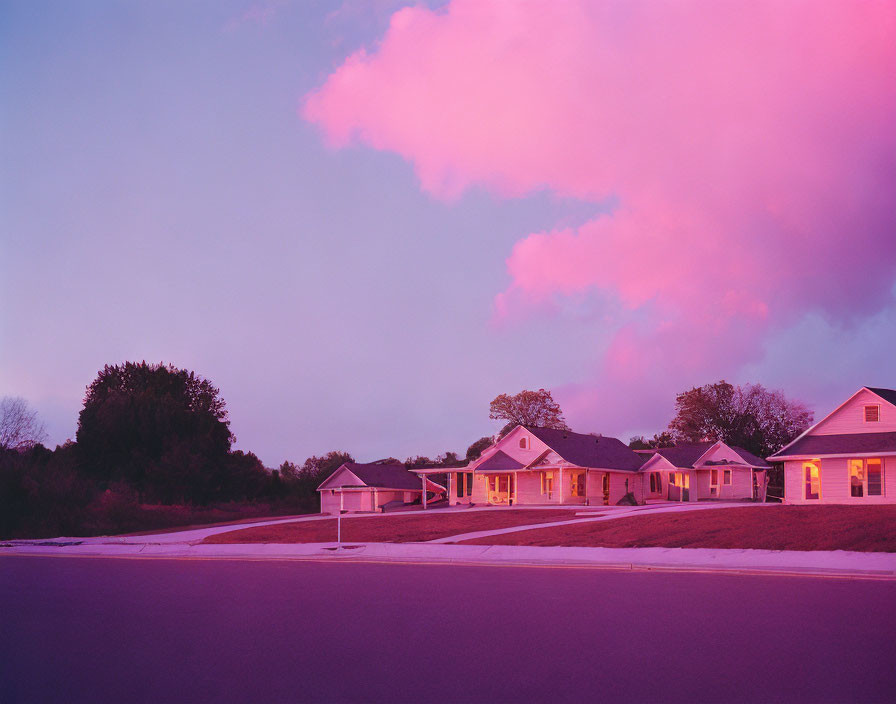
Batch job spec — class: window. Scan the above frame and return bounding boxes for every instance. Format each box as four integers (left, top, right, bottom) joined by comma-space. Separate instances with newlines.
649, 472, 662, 493
489, 476, 497, 492
498, 476, 508, 493
804, 462, 820, 500
868, 459, 883, 496
849, 459, 864, 497
466, 473, 473, 495
456, 472, 464, 498
849, 458, 884, 497
723, 469, 732, 485
577, 472, 586, 496
519, 437, 528, 449
864, 405, 880, 422
541, 472, 554, 497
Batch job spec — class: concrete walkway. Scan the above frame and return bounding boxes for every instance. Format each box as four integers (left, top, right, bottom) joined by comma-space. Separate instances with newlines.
3, 540, 894, 580
3, 501, 895, 579
427, 501, 773, 543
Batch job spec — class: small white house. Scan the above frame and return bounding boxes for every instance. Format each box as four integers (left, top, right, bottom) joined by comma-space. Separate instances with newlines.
317, 461, 445, 514
769, 387, 896, 504
638, 441, 769, 502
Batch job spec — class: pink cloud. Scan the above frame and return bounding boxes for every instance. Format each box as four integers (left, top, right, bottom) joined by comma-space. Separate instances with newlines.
303, 0, 896, 433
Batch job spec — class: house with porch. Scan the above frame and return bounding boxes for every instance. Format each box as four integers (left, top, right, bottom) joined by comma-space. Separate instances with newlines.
417, 425, 648, 507
318, 461, 445, 514
637, 441, 770, 502
768, 387, 896, 504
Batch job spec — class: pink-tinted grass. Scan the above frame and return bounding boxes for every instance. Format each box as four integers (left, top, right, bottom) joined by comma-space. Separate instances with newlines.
457, 505, 896, 552
202, 509, 575, 544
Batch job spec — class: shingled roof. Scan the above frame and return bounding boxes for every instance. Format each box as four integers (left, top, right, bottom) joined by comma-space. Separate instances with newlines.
335, 462, 424, 491
524, 426, 646, 472
867, 387, 896, 407
476, 450, 525, 472
769, 432, 896, 459
651, 442, 770, 468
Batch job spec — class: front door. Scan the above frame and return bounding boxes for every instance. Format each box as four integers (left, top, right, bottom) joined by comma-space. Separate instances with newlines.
489, 474, 512, 504
710, 469, 720, 497
602, 473, 610, 505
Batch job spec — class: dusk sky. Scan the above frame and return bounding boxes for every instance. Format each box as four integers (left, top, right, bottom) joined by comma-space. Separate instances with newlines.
2, 0, 894, 467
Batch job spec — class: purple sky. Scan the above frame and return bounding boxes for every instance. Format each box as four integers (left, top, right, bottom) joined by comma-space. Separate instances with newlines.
2, 1, 895, 467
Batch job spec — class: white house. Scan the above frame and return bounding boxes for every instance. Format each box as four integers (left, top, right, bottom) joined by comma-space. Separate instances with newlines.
638, 441, 769, 502
317, 461, 445, 514
768, 387, 896, 504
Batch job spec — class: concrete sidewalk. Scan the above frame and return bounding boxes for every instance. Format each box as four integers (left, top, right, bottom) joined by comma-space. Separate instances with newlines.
3, 539, 894, 580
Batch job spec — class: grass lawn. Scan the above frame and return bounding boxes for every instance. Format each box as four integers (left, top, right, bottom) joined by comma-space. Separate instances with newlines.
120, 511, 318, 536
457, 505, 896, 552
202, 509, 576, 544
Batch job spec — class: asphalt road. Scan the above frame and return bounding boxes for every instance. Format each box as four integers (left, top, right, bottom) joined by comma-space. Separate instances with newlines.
1, 556, 893, 703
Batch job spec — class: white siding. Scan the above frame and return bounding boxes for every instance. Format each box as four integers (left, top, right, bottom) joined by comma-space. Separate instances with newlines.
784, 456, 896, 504
811, 389, 896, 435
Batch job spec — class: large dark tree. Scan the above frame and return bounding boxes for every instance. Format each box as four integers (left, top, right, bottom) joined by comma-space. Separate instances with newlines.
489, 389, 570, 436
668, 381, 813, 458
628, 432, 675, 450
76, 362, 236, 503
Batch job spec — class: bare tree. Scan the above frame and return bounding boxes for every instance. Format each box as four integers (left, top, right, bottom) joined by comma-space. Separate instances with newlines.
0, 396, 47, 451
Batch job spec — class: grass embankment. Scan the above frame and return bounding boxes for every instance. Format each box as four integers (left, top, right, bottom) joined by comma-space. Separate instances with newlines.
202, 509, 576, 544
458, 505, 896, 552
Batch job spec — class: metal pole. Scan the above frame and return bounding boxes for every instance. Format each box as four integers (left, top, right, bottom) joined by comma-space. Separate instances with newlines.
337, 490, 342, 549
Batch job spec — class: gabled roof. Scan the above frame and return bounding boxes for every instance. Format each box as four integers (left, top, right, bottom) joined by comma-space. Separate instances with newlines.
768, 432, 896, 459
524, 426, 646, 472
320, 462, 424, 491
650, 442, 770, 469
650, 443, 714, 468
769, 386, 896, 459
476, 450, 525, 473
866, 387, 896, 407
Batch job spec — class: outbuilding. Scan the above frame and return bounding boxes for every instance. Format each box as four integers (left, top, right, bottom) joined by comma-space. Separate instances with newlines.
317, 461, 445, 514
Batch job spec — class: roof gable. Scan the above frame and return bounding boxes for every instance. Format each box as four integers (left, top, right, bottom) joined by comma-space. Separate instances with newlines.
318, 462, 424, 492
476, 450, 525, 472
772, 387, 896, 458
317, 465, 365, 491
524, 426, 646, 472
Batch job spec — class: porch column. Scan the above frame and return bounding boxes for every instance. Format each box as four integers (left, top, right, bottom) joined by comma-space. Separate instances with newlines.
585, 470, 590, 506
558, 468, 564, 504
373, 488, 378, 512
514, 472, 519, 505
422, 475, 427, 509
447, 472, 452, 506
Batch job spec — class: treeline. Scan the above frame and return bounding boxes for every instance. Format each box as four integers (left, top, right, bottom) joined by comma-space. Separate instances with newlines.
0, 362, 493, 539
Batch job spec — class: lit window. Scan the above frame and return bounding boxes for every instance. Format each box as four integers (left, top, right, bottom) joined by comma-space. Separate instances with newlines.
864, 405, 880, 422
804, 462, 820, 500
850, 458, 884, 497
723, 469, 732, 485
868, 459, 883, 496
519, 437, 528, 449
849, 459, 864, 497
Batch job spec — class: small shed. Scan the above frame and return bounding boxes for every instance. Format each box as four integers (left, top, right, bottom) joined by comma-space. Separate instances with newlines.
317, 461, 445, 514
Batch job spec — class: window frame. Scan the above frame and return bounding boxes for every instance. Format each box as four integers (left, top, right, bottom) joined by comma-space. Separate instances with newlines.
848, 458, 884, 497
864, 404, 881, 423
803, 461, 821, 500
519, 437, 529, 450
723, 469, 732, 486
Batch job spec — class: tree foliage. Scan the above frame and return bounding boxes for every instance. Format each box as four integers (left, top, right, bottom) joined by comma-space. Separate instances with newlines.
0, 397, 47, 451
465, 436, 493, 461
489, 389, 570, 434
668, 381, 813, 457
75, 361, 255, 503
628, 432, 675, 450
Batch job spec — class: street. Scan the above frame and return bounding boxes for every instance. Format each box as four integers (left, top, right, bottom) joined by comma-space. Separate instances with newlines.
1, 556, 893, 703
